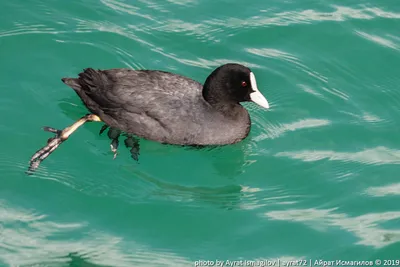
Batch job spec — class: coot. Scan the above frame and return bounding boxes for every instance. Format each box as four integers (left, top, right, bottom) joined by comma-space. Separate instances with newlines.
28, 63, 270, 172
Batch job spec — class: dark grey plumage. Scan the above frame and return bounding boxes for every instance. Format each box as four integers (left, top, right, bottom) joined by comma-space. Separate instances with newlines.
61, 63, 269, 145
27, 63, 270, 173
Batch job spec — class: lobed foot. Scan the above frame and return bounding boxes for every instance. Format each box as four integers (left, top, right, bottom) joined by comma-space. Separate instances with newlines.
107, 128, 121, 159
124, 135, 140, 161
27, 114, 102, 174
27, 127, 66, 174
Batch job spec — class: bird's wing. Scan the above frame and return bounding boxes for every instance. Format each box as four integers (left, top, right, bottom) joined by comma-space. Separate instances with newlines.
63, 68, 207, 141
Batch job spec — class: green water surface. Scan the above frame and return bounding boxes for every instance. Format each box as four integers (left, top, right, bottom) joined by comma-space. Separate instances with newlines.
1, 0, 400, 266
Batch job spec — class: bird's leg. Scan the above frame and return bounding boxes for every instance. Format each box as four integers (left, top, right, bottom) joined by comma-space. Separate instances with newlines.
107, 128, 121, 159
28, 114, 102, 174
124, 135, 140, 161
99, 124, 108, 135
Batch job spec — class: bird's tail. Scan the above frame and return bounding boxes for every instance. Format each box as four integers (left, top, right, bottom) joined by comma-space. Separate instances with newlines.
61, 77, 80, 90
62, 68, 109, 94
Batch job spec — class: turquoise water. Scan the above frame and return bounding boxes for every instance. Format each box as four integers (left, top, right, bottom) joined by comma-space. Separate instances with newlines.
1, 0, 400, 266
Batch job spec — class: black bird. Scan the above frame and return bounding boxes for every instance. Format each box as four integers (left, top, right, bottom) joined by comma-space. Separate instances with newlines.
28, 63, 270, 172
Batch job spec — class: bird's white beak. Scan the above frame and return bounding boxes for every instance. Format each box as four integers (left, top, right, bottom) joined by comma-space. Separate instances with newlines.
249, 72, 270, 109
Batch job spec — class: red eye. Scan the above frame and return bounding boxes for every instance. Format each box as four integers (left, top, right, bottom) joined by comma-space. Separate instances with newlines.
241, 81, 247, 87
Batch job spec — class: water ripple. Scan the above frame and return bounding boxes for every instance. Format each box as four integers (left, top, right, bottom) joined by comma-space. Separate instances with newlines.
276, 146, 400, 165
0, 24, 60, 38
100, 0, 158, 21
365, 183, 400, 197
355, 31, 400, 51
245, 47, 350, 107
151, 19, 223, 43
340, 111, 387, 128
246, 48, 328, 84
166, 0, 197, 6
73, 19, 260, 70
206, 6, 400, 29
254, 118, 331, 141
0, 202, 192, 267
265, 208, 400, 248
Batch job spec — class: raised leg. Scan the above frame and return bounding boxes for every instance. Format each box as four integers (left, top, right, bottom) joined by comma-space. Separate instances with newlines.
27, 114, 101, 174
124, 135, 140, 161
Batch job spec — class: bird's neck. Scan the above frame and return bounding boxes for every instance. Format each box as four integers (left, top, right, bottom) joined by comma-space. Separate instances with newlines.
203, 91, 240, 121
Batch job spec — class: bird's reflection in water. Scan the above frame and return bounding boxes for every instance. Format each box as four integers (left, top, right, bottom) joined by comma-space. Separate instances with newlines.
53, 252, 110, 267
125, 165, 245, 210
122, 138, 252, 211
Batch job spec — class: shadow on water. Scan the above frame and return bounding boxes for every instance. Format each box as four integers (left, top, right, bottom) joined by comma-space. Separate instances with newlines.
28, 253, 111, 267
62, 252, 110, 267
121, 163, 245, 210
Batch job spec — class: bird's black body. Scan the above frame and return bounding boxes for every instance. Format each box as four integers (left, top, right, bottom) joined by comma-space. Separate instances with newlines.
62, 65, 253, 145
